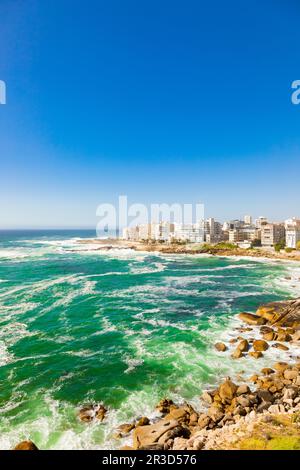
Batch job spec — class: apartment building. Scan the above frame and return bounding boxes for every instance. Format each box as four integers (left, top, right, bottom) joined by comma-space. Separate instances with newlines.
285, 218, 300, 249
152, 222, 175, 241
204, 218, 223, 243
244, 215, 252, 225
172, 223, 204, 243
261, 223, 285, 247
122, 226, 139, 241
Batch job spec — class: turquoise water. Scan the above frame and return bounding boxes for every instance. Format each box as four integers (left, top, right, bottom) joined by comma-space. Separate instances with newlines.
0, 230, 300, 449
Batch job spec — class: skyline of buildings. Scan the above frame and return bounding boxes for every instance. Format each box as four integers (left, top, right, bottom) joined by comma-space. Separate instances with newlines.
122, 215, 300, 249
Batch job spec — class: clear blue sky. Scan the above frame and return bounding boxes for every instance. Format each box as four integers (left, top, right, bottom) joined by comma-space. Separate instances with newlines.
0, 0, 299, 228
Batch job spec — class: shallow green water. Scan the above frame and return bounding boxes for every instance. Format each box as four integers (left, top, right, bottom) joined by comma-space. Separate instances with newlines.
0, 230, 299, 449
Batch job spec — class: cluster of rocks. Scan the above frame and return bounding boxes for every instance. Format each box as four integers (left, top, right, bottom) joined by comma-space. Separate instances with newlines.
120, 360, 300, 450
215, 324, 300, 359
214, 298, 300, 359
119, 298, 300, 450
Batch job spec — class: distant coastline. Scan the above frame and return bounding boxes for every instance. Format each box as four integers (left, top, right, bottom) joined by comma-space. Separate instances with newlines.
77, 238, 300, 263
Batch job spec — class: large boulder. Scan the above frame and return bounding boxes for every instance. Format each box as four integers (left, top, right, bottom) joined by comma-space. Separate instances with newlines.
132, 419, 186, 449
253, 340, 269, 351
238, 312, 267, 325
218, 378, 237, 404
256, 299, 300, 327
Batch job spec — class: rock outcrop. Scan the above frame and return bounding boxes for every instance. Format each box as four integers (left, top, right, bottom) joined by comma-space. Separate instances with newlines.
256, 299, 300, 327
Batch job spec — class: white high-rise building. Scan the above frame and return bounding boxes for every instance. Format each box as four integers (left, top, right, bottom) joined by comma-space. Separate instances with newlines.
285, 218, 300, 249
244, 215, 252, 225
173, 223, 204, 243
255, 216, 268, 229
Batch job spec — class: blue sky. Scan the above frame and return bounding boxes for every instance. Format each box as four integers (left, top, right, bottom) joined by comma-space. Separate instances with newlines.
0, 0, 299, 228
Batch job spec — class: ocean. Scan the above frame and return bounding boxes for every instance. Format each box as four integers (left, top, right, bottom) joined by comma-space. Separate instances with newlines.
0, 230, 300, 449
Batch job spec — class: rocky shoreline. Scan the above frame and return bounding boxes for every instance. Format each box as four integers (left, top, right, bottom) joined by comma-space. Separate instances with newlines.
105, 298, 300, 451
13, 298, 300, 451
77, 238, 300, 262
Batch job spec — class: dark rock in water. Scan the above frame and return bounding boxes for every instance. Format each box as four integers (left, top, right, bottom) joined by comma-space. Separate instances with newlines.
231, 348, 244, 359
253, 339, 269, 351
249, 351, 263, 359
78, 404, 107, 422
237, 339, 249, 352
214, 342, 227, 352
14, 441, 39, 450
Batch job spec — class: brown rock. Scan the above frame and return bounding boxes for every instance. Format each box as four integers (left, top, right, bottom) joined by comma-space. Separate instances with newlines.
164, 407, 188, 423
237, 339, 249, 352
136, 417, 150, 427
207, 405, 224, 422
118, 423, 135, 434
189, 413, 199, 425
133, 419, 181, 449
276, 330, 292, 342
249, 374, 259, 382
238, 312, 267, 326
156, 398, 174, 414
272, 343, 289, 351
284, 369, 298, 380
256, 299, 300, 327
292, 330, 300, 341
261, 368, 274, 376
253, 339, 269, 351
96, 405, 107, 421
236, 384, 250, 395
260, 326, 273, 335
14, 441, 39, 451
231, 348, 244, 359
263, 331, 276, 341
78, 404, 107, 423
201, 391, 214, 404
273, 362, 289, 373
219, 378, 237, 404
214, 342, 227, 352
249, 351, 263, 359
198, 414, 211, 429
